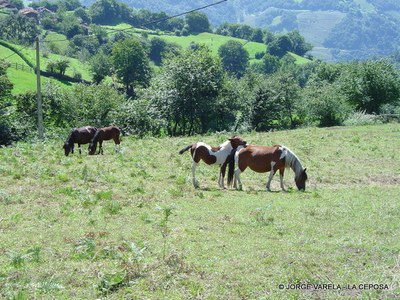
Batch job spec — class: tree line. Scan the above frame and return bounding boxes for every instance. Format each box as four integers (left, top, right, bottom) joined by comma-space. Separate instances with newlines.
1, 47, 400, 145
1, 0, 400, 145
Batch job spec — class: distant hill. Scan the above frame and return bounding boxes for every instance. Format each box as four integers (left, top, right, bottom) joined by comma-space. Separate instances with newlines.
80, 0, 400, 62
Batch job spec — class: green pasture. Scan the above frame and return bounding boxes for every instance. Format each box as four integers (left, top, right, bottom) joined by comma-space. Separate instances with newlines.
0, 41, 92, 81
0, 124, 399, 299
43, 32, 69, 54
0, 44, 72, 94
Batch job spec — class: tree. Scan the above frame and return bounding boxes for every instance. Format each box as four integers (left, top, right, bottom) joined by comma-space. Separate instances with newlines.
287, 30, 313, 56
250, 73, 301, 130
185, 11, 211, 34
111, 39, 151, 97
218, 40, 249, 78
149, 37, 167, 65
0, 62, 19, 145
0, 14, 40, 45
89, 0, 129, 24
268, 35, 293, 58
338, 60, 400, 113
90, 51, 112, 83
262, 53, 280, 74
150, 45, 224, 135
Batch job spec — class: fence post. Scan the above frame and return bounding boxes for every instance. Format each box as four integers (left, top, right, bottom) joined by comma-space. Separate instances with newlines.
35, 37, 44, 141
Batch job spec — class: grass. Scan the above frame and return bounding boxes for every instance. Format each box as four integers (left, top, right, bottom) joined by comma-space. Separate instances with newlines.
0, 124, 399, 298
0, 40, 92, 81
0, 44, 73, 94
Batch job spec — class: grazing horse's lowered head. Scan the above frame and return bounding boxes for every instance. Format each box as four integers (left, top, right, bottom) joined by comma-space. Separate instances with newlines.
228, 144, 308, 191
63, 126, 97, 156
179, 136, 247, 189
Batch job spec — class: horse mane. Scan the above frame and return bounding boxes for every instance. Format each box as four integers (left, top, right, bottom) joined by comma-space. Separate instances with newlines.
280, 146, 304, 179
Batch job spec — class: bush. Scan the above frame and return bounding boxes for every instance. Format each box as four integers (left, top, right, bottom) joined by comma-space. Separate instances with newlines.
343, 111, 382, 126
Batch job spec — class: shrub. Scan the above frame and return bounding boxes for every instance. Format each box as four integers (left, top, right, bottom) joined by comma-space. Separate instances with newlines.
343, 111, 382, 126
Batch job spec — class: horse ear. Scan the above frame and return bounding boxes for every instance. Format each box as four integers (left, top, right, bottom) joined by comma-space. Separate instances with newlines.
303, 168, 307, 173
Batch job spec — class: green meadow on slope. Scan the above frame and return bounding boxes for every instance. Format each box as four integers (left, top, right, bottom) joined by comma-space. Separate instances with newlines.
0, 124, 399, 299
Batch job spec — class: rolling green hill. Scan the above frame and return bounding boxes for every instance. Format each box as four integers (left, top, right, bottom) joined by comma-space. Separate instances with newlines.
103, 24, 311, 65
85, 0, 400, 62
0, 40, 92, 94
0, 43, 73, 94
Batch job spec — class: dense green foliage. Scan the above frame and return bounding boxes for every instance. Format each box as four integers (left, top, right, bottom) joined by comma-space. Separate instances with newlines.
218, 40, 249, 78
111, 38, 152, 96
0, 14, 40, 45
1, 0, 400, 144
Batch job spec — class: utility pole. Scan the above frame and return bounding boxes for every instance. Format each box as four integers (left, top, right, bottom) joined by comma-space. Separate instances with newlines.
35, 36, 44, 141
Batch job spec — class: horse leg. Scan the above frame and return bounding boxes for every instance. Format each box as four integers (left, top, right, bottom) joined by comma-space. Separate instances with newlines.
219, 163, 228, 189
266, 161, 277, 191
78, 144, 81, 154
234, 169, 242, 190
113, 137, 120, 153
192, 161, 199, 188
279, 168, 286, 191
98, 141, 103, 155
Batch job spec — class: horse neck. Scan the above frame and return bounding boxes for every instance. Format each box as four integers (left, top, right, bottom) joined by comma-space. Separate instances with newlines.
92, 131, 101, 144
66, 131, 75, 146
284, 148, 304, 179
219, 140, 233, 153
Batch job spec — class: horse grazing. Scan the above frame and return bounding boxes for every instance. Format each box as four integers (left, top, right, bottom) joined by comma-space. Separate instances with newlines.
63, 126, 97, 156
228, 144, 308, 191
179, 136, 247, 189
88, 126, 121, 155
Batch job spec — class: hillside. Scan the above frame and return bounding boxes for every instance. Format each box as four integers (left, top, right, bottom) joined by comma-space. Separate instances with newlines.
80, 0, 400, 62
0, 124, 399, 298
103, 24, 310, 65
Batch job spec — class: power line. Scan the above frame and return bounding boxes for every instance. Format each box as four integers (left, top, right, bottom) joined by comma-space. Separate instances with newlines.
140, 0, 227, 28
2, 43, 33, 60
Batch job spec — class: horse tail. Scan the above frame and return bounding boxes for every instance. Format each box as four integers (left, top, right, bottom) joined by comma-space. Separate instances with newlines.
227, 148, 236, 187
179, 144, 193, 155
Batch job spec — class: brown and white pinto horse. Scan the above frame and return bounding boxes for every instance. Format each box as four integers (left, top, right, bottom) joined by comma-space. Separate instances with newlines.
63, 126, 97, 156
88, 126, 121, 155
179, 136, 247, 188
228, 144, 308, 191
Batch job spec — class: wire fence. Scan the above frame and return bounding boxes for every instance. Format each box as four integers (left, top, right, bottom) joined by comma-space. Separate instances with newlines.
7, 61, 34, 73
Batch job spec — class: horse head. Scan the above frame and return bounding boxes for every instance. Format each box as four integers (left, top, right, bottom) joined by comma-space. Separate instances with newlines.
295, 168, 308, 191
63, 142, 73, 156
88, 142, 96, 155
229, 136, 247, 149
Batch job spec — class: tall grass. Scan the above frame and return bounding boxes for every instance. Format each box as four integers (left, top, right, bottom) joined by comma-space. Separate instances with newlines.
0, 124, 399, 298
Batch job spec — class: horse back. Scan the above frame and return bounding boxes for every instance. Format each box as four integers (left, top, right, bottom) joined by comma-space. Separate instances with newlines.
95, 126, 121, 141
239, 145, 283, 172
73, 126, 97, 144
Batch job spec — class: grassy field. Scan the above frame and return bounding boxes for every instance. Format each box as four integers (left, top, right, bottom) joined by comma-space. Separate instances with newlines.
0, 41, 92, 81
0, 124, 399, 299
0, 44, 73, 94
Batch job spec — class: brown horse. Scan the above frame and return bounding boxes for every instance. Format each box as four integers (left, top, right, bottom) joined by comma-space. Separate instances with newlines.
88, 126, 121, 155
63, 126, 97, 156
228, 144, 308, 191
179, 136, 247, 188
